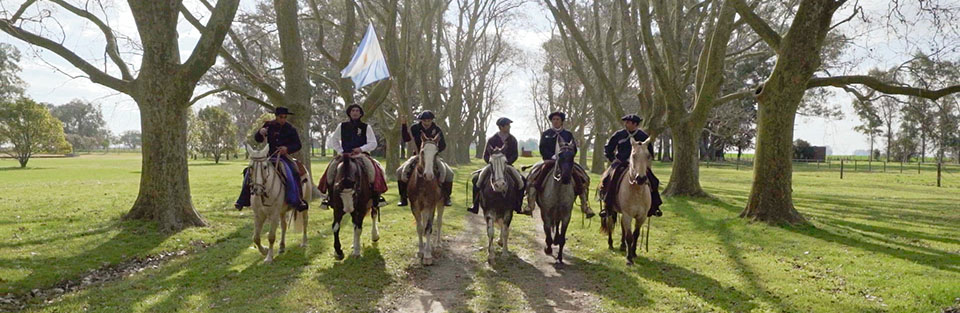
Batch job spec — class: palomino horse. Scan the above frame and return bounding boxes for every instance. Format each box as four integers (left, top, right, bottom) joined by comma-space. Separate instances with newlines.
328, 154, 379, 260
245, 144, 310, 264
479, 147, 523, 265
535, 141, 578, 265
407, 134, 445, 265
600, 136, 655, 265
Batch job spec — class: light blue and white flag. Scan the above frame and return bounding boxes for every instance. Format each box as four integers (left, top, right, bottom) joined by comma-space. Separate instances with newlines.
341, 23, 390, 89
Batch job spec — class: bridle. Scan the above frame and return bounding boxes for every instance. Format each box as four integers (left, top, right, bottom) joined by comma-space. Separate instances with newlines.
628, 140, 651, 186
488, 147, 508, 193
416, 133, 440, 179
553, 136, 575, 182
248, 149, 283, 205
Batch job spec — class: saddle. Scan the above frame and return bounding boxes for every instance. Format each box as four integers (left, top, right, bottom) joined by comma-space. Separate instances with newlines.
601, 162, 631, 212
529, 160, 587, 195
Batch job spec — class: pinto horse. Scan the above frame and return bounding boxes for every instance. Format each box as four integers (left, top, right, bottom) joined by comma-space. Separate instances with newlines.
328, 154, 379, 260
245, 144, 309, 264
479, 147, 523, 265
407, 134, 445, 265
601, 135, 656, 265
535, 140, 578, 265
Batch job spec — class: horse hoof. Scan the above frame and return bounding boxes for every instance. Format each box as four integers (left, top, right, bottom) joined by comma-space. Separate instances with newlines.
299, 242, 307, 248
544, 247, 553, 255
372, 237, 380, 243
422, 257, 433, 266
619, 245, 626, 252
626, 261, 633, 266
497, 240, 503, 247
279, 247, 286, 254
264, 257, 273, 264
335, 252, 344, 260
352, 251, 361, 257
487, 257, 495, 266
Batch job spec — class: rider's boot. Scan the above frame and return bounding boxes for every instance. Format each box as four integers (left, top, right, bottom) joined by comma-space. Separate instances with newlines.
397, 181, 409, 207
442, 181, 454, 207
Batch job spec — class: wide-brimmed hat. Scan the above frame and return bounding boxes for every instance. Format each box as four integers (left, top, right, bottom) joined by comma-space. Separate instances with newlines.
273, 107, 294, 115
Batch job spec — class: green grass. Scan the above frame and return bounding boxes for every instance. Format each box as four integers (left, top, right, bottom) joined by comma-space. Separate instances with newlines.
1, 154, 958, 312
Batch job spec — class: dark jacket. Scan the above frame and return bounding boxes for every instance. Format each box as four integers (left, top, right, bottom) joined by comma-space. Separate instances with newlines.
338, 120, 370, 152
484, 133, 518, 165
402, 122, 446, 154
255, 121, 302, 155
539, 128, 577, 160
604, 129, 654, 163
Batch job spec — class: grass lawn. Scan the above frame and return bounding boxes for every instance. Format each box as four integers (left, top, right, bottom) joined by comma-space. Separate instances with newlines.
1, 153, 958, 312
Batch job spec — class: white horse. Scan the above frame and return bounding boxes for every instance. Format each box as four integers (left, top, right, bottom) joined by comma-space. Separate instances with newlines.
245, 144, 310, 263
407, 134, 445, 265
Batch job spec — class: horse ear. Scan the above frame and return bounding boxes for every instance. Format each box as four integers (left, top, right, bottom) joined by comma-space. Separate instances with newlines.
629, 137, 638, 145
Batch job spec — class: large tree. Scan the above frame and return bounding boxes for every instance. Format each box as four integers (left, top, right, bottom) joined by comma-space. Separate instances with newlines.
1, 0, 241, 230
0, 97, 72, 167
0, 43, 25, 99
731, 0, 960, 224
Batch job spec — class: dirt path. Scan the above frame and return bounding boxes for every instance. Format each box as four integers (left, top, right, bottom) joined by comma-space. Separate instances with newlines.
382, 210, 601, 313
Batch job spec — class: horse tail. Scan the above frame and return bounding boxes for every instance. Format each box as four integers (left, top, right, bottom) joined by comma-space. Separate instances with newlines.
601, 211, 617, 236
291, 210, 307, 232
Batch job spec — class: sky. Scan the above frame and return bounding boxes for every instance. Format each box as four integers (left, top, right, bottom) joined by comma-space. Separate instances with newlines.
2, 0, 954, 155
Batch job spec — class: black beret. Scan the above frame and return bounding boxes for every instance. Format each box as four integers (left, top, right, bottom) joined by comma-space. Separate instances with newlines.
496, 117, 513, 127
418, 110, 436, 120
548, 111, 566, 121
621, 114, 642, 123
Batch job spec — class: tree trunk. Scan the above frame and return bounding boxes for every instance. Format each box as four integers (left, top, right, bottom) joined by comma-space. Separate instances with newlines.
663, 125, 708, 197
125, 96, 206, 231
385, 125, 400, 180
275, 0, 313, 172
591, 130, 607, 174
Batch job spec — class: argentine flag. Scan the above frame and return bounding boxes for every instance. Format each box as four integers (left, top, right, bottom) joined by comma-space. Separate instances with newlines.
341, 23, 391, 89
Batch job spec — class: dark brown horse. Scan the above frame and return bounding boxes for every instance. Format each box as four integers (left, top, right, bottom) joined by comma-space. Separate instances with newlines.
534, 142, 577, 265
328, 155, 379, 260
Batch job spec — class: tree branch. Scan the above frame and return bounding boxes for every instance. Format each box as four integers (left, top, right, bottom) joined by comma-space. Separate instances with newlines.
0, 19, 129, 93
8, 0, 37, 24
48, 0, 133, 81
729, 0, 781, 51
181, 0, 241, 83
808, 75, 960, 100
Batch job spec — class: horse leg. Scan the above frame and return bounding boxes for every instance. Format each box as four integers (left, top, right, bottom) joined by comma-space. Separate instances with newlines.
630, 217, 642, 261
557, 216, 570, 265
434, 205, 445, 250
500, 219, 510, 255
371, 207, 380, 243
621, 217, 634, 265
542, 217, 554, 256
279, 210, 288, 254
265, 213, 279, 263
619, 214, 627, 252
486, 215, 496, 265
352, 212, 363, 257
333, 211, 344, 260
254, 210, 267, 256
421, 209, 434, 265
299, 210, 308, 248
413, 207, 424, 260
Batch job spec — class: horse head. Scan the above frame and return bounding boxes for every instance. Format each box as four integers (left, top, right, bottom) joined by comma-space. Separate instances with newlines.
628, 135, 655, 186
245, 144, 273, 197
488, 147, 508, 193
555, 140, 576, 185
334, 156, 364, 214
418, 133, 440, 181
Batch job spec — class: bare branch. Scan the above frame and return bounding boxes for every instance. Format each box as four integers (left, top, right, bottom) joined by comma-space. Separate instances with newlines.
181, 0, 241, 83
729, 0, 781, 51
9, 0, 37, 24
0, 19, 129, 93
48, 0, 133, 80
808, 75, 960, 100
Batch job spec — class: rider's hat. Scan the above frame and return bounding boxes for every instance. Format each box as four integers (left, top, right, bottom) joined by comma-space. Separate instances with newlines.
417, 110, 436, 120
548, 111, 566, 121
621, 114, 642, 124
496, 117, 513, 127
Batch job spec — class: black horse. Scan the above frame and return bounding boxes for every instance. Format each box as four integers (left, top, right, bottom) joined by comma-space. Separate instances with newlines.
328, 155, 379, 260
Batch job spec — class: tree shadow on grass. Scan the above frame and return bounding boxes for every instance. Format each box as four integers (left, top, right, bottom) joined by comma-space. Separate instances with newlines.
189, 162, 231, 167
0, 166, 48, 171
1, 219, 172, 296
314, 246, 393, 312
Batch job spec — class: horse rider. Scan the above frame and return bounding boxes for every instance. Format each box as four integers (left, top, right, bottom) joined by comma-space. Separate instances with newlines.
598, 114, 663, 218
396, 110, 455, 207
234, 107, 308, 211
467, 117, 526, 214
524, 112, 595, 218
318, 104, 388, 209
